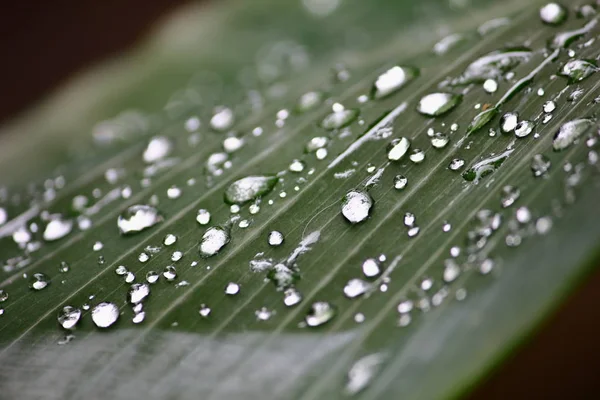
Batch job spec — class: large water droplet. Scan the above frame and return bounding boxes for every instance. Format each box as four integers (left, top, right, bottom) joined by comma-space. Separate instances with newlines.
540, 3, 568, 25
91, 302, 119, 328
341, 190, 373, 224
143, 136, 172, 163
129, 283, 150, 304
558, 59, 598, 83
30, 273, 50, 290
305, 301, 336, 327
199, 226, 231, 257
387, 137, 411, 161
57, 306, 81, 329
416, 93, 462, 117
371, 66, 418, 99
117, 205, 162, 235
224, 175, 278, 204
553, 119, 593, 151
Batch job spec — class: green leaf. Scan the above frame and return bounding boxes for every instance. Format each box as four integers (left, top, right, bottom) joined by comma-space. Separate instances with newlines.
1, 0, 599, 399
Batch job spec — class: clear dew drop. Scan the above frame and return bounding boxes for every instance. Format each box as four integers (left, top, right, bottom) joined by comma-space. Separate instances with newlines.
43, 217, 73, 241
132, 312, 145, 324
57, 306, 81, 329
196, 209, 211, 226
448, 158, 465, 171
115, 265, 128, 276
393, 175, 408, 190
442, 221, 452, 232
409, 149, 425, 164
407, 226, 420, 237
516, 207, 532, 224
430, 133, 449, 149
500, 185, 521, 208
163, 234, 177, 246
210, 107, 234, 132
462, 150, 512, 183
146, 271, 159, 284
199, 304, 211, 317
387, 137, 411, 161
225, 282, 240, 295
59, 261, 70, 273
138, 252, 149, 263
320, 106, 359, 130
296, 91, 324, 113
500, 112, 519, 133
30, 273, 50, 290
91, 302, 119, 328
455, 48, 532, 85
129, 283, 150, 304
362, 258, 381, 278
143, 136, 172, 163
483, 79, 498, 93
167, 186, 182, 199
540, 2, 568, 25
289, 159, 306, 172
343, 279, 370, 298
0, 290, 8, 302
416, 93, 462, 117
553, 119, 593, 151
559, 59, 598, 83
125, 272, 135, 283
224, 175, 278, 204
268, 230, 284, 246
371, 66, 418, 99
223, 136, 244, 153
443, 259, 461, 283
341, 190, 373, 224
344, 353, 386, 396
543, 101, 556, 113
163, 265, 177, 281
255, 307, 273, 321
305, 301, 336, 327
171, 251, 183, 262
199, 226, 231, 258
117, 205, 162, 235
305, 136, 329, 153
283, 288, 303, 307
403, 212, 415, 227
531, 154, 551, 177
514, 120, 534, 138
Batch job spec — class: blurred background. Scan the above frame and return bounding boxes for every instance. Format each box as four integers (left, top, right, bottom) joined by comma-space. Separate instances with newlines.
1, 0, 599, 398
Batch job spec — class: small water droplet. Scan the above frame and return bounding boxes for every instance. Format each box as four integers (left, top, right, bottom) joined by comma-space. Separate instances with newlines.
129, 283, 150, 304
500, 112, 519, 133
409, 149, 425, 164
115, 265, 128, 276
516, 206, 532, 224
199, 226, 231, 257
416, 93, 462, 117
371, 66, 418, 99
225, 282, 240, 295
543, 100, 556, 113
443, 259, 461, 282
43, 217, 73, 241
341, 190, 373, 224
553, 119, 593, 151
268, 230, 284, 246
536, 216, 553, 234
531, 154, 551, 177
210, 107, 234, 132
124, 272, 135, 283
143, 136, 172, 163
514, 120, 534, 138
430, 133, 449, 149
387, 137, 411, 161
283, 288, 302, 306
448, 158, 465, 171
343, 279, 370, 298
30, 273, 50, 290
223, 136, 244, 153
138, 252, 149, 263
146, 271, 159, 284
164, 234, 177, 246
171, 251, 183, 262
442, 221, 452, 232
500, 185, 520, 208
255, 307, 273, 321
224, 175, 278, 204
344, 353, 386, 395
118, 205, 162, 235
540, 2, 568, 25
57, 306, 81, 329
483, 79, 498, 93
296, 91, 324, 113
199, 304, 211, 317
163, 265, 177, 281
407, 226, 420, 237
92, 241, 103, 251
320, 105, 359, 130
403, 212, 415, 227
0, 290, 8, 302
305, 301, 336, 327
289, 159, 306, 172
59, 261, 70, 273
91, 302, 119, 328
167, 186, 182, 199
393, 175, 408, 190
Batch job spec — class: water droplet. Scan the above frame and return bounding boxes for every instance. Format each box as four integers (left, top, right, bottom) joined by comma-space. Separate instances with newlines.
320, 106, 359, 130
553, 119, 593, 151
516, 206, 532, 224
138, 252, 149, 263
549, 18, 597, 48
167, 186, 182, 199
210, 107, 234, 132
543, 101, 556, 113
362, 258, 381, 278
224, 175, 278, 204
223, 136, 244, 153
387, 137, 411, 161
59, 261, 70, 273
267, 263, 298, 290
409, 149, 425, 164
403, 212, 415, 227
283, 288, 302, 306
125, 272, 135, 283
57, 306, 81, 329
433, 33, 464, 55
171, 251, 183, 262
540, 2, 568, 25
289, 159, 306, 172
407, 226, 420, 237
225, 282, 240, 295
43, 217, 73, 241
430, 133, 449, 149
341, 190, 373, 224
143, 136, 172, 163
30, 273, 49, 290
455, 48, 532, 85
462, 149, 512, 182
483, 79, 498, 93
305, 301, 336, 327
163, 265, 177, 281
164, 234, 177, 246
531, 154, 551, 177
115, 265, 128, 276
194, 209, 211, 226
416, 93, 462, 117
199, 304, 211, 317
199, 226, 231, 257
343, 279, 370, 298
146, 271, 159, 284
448, 158, 465, 171
514, 120, 534, 138
306, 136, 329, 152
443, 259, 461, 282
345, 353, 386, 396
500, 185, 520, 208
500, 112, 519, 133
393, 175, 408, 190
91, 302, 119, 328
128, 283, 150, 304
296, 91, 324, 113
268, 230, 284, 246
558, 59, 598, 83
536, 216, 553, 234
132, 311, 145, 324
371, 66, 418, 99
117, 205, 162, 235
0, 290, 8, 302
255, 307, 273, 321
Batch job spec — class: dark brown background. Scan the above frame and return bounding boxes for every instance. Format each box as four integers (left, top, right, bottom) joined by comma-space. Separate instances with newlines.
1, 1, 600, 398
